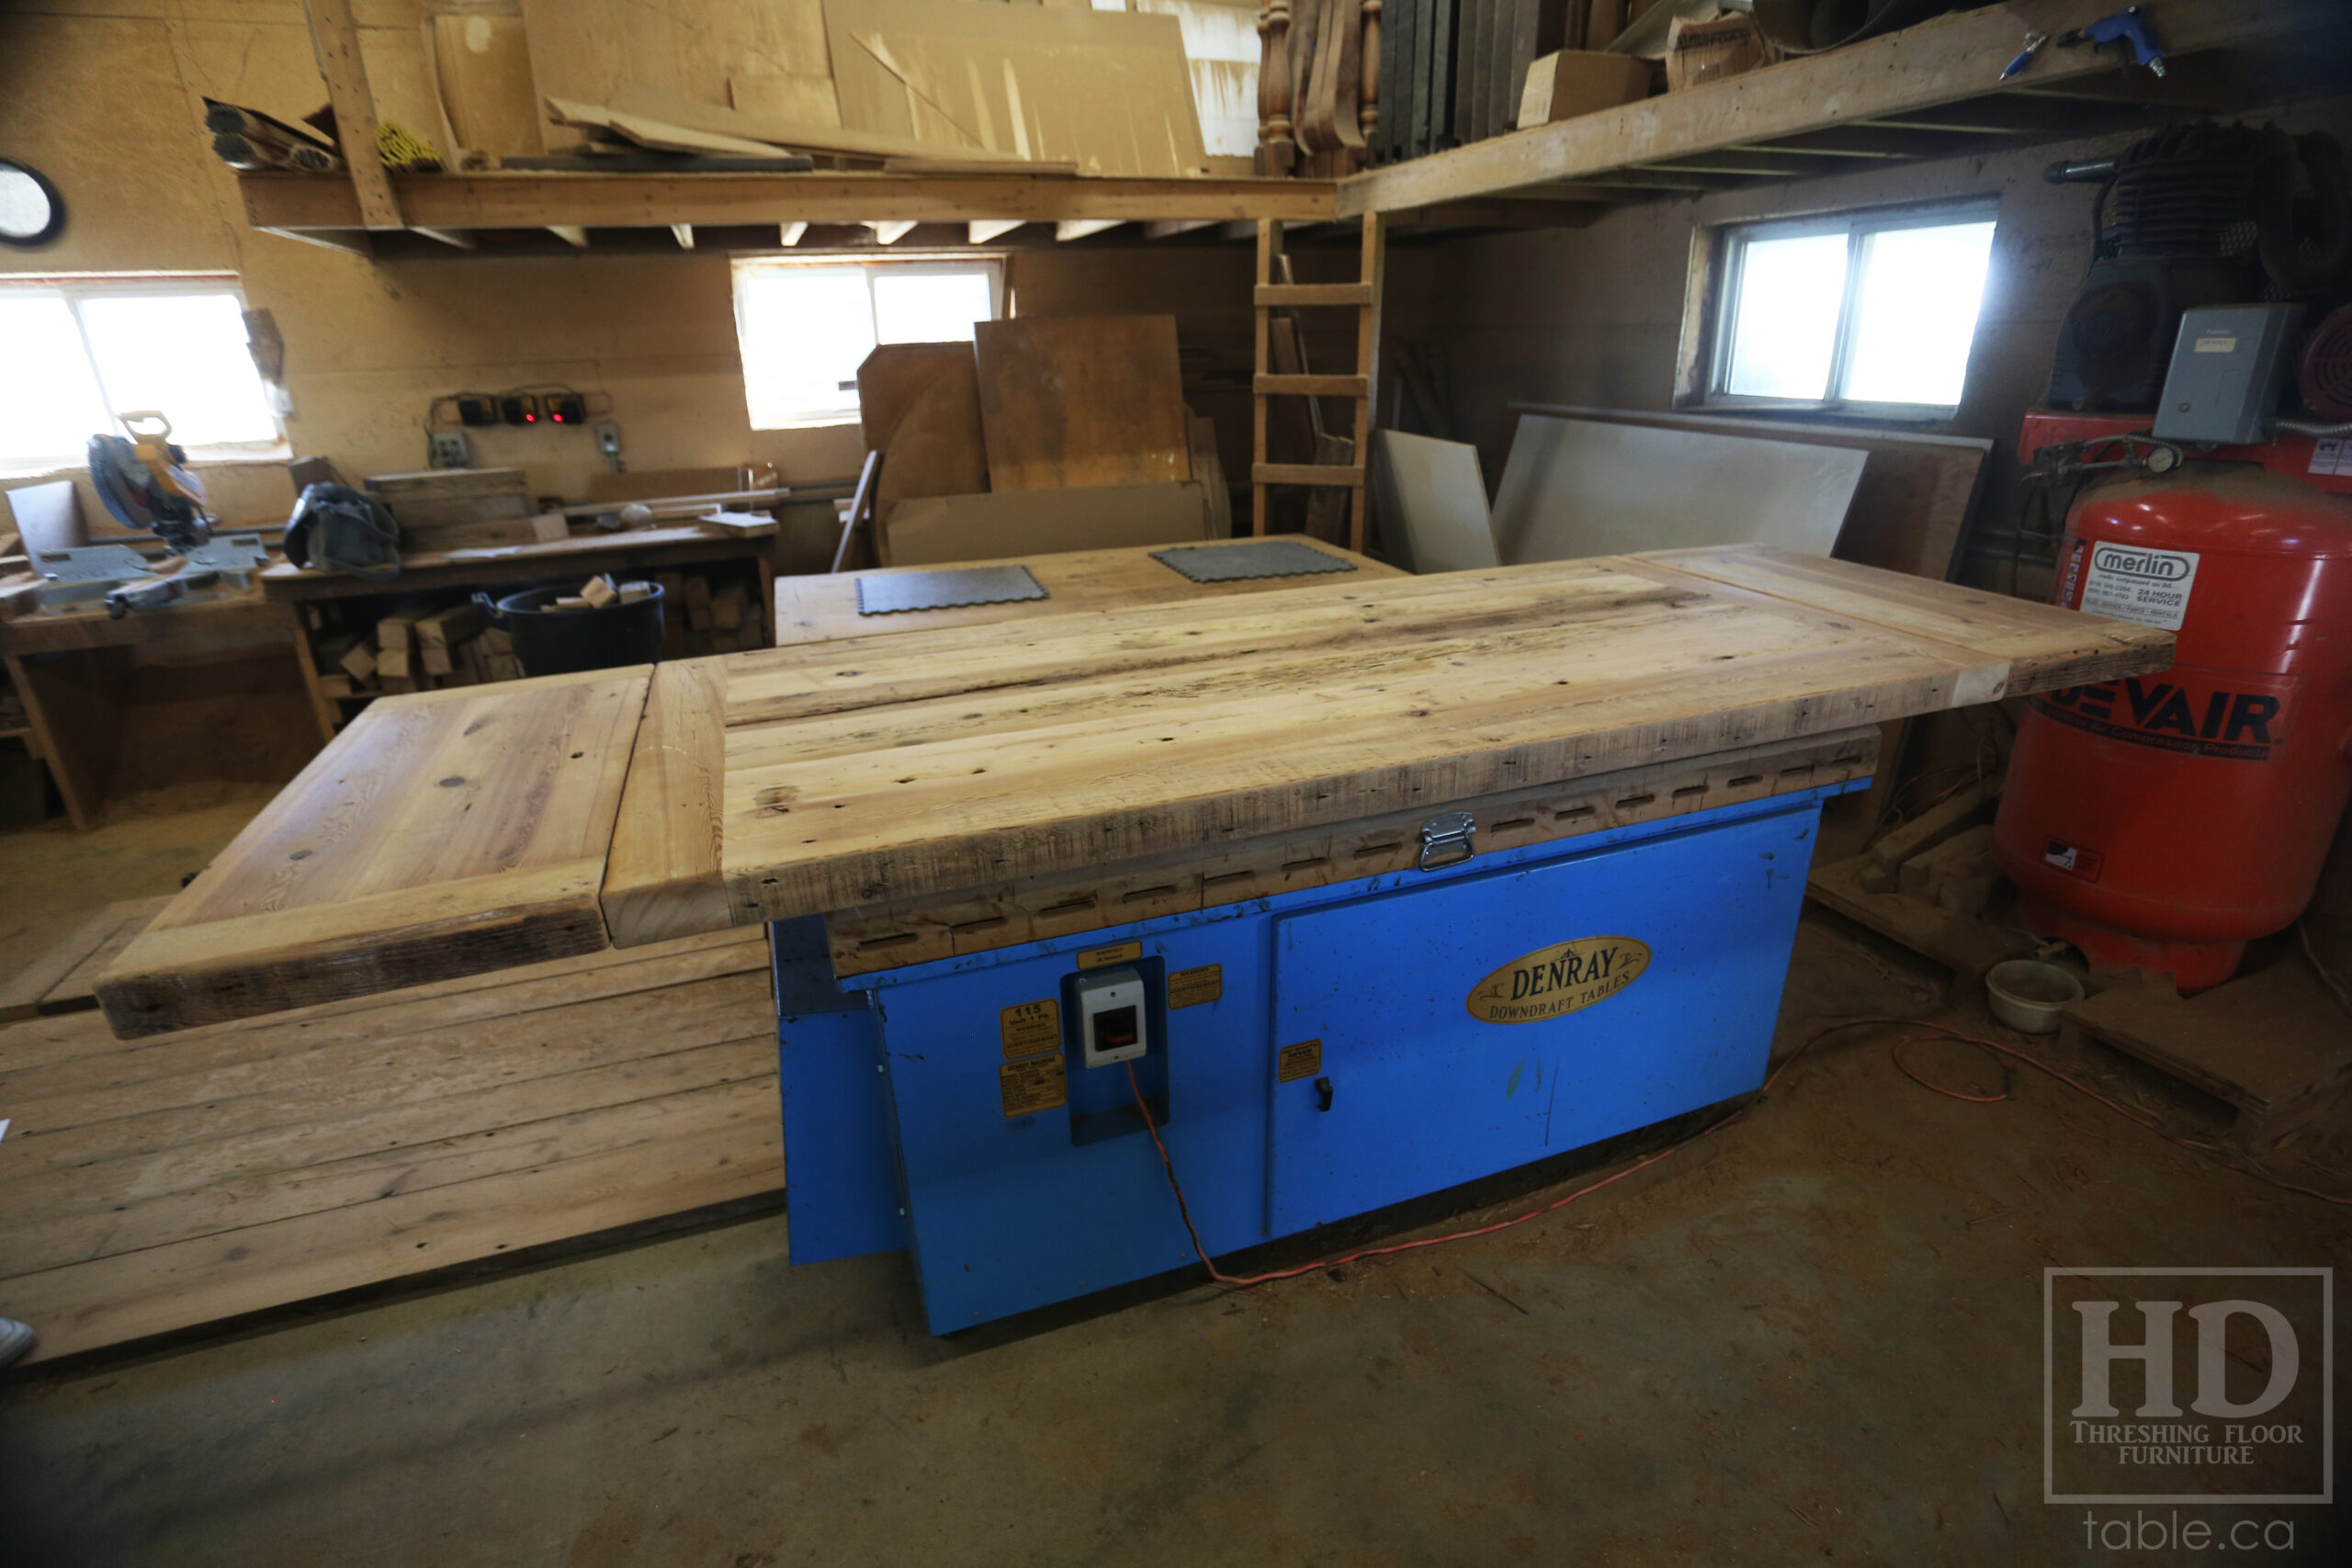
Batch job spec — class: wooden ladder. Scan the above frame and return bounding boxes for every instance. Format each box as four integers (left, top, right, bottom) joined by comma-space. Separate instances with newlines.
1250, 213, 1385, 553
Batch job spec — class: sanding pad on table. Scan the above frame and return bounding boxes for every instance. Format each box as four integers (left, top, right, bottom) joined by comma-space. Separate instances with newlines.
1151, 540, 1358, 583
856, 565, 1048, 615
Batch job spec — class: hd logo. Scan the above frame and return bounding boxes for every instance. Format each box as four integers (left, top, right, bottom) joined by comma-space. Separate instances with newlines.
2030, 667, 2297, 763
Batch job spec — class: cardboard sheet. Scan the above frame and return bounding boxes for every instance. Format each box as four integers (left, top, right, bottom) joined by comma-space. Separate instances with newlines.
1488, 415, 1865, 565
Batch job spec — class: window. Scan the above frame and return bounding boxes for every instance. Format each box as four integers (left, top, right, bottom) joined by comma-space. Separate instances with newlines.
1701, 201, 1997, 414
731, 255, 1005, 429
0, 276, 282, 472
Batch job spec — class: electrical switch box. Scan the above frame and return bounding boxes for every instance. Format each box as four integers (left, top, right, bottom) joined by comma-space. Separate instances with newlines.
2153, 304, 2303, 445
1074, 967, 1148, 1067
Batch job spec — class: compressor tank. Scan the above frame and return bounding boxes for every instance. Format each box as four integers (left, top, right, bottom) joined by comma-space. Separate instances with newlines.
1994, 465, 2352, 990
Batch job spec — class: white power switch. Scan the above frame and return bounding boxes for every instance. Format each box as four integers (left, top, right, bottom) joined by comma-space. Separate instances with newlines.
1074, 966, 1149, 1068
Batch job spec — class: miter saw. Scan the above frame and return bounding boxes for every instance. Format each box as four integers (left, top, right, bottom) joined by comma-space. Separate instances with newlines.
27, 413, 267, 617
88, 412, 213, 549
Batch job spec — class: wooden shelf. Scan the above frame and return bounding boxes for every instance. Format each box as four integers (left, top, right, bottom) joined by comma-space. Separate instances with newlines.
242, 0, 2341, 255
239, 170, 1340, 253
1337, 0, 2345, 216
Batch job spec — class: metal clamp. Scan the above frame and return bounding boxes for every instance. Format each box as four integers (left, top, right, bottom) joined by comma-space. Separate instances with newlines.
1417, 811, 1476, 872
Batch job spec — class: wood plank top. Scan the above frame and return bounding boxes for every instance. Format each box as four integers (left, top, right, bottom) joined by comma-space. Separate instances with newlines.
96, 666, 652, 1037
711, 547, 2171, 923
90, 545, 2172, 1033
0, 585, 295, 656
259, 522, 773, 602
2, 927, 777, 1363
773, 536, 1400, 648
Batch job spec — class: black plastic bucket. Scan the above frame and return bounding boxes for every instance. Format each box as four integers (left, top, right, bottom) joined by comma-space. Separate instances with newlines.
476, 585, 665, 677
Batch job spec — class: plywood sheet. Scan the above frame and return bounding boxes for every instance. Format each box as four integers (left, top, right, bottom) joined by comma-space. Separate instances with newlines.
824, 0, 1209, 175
1521, 405, 1991, 581
522, 0, 829, 149
876, 367, 991, 525
96, 668, 654, 1038
856, 342, 976, 457
1372, 429, 1497, 571
974, 316, 1191, 491
430, 11, 544, 161
714, 547, 2174, 924
612, 81, 968, 164
1489, 415, 1865, 566
882, 481, 1209, 565
730, 73, 844, 130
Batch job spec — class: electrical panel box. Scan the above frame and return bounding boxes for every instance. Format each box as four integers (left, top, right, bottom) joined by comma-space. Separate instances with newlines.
1074, 967, 1148, 1067
2153, 304, 2304, 445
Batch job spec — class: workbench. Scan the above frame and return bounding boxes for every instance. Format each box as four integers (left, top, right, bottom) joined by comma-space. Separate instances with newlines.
260, 520, 780, 739
91, 541, 2174, 1332
0, 585, 311, 829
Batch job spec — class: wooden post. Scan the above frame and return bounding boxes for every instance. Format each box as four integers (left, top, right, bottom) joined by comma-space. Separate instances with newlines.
1350, 212, 1385, 556
1251, 220, 1283, 536
1256, 0, 1296, 175
302, 0, 403, 230
1360, 0, 1382, 154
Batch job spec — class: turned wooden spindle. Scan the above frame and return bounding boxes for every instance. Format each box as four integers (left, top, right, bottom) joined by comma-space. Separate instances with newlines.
1359, 0, 1380, 158
1256, 0, 1295, 175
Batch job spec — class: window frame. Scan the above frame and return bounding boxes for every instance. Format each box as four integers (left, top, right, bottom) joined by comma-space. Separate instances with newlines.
0, 271, 288, 474
729, 252, 1007, 431
1690, 197, 1999, 422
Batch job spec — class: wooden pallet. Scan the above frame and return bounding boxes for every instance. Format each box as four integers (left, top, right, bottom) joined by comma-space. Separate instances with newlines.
1804, 781, 2032, 991
2064, 960, 2352, 1150
1809, 785, 2352, 1147
0, 897, 174, 1023
0, 926, 779, 1364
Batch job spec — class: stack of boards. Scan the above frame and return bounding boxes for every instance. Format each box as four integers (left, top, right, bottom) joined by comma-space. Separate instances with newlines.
364, 468, 567, 555
520, 0, 1213, 177
854, 317, 1228, 569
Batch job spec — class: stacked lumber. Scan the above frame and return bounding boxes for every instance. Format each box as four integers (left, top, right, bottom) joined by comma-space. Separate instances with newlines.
658, 570, 766, 655
323, 600, 524, 697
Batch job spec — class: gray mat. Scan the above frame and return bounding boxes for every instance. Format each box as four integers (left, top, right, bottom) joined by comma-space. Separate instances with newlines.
856, 564, 1048, 615
1151, 540, 1358, 583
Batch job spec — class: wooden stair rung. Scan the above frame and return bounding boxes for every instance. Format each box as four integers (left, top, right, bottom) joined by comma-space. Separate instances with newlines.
1253, 373, 1370, 397
1253, 283, 1374, 308
1253, 462, 1367, 487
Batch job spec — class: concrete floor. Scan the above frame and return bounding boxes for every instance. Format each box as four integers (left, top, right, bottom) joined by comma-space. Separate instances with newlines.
1, 805, 2347, 1566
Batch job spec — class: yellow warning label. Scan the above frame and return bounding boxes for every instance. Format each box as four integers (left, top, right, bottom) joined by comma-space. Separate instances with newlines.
1465, 936, 1651, 1025
1169, 964, 1223, 1009
1276, 1039, 1322, 1083
1000, 1054, 1068, 1117
1076, 941, 1143, 970
1000, 998, 1061, 1059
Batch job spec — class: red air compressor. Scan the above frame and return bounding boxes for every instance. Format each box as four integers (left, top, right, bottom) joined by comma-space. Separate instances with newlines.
1994, 414, 2352, 990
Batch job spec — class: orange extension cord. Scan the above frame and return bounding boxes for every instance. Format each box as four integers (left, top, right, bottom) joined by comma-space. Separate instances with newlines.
1123, 1015, 2352, 1292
